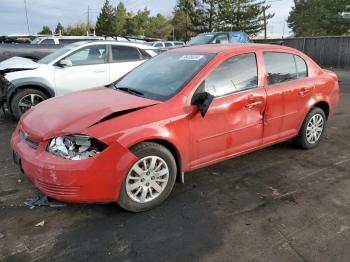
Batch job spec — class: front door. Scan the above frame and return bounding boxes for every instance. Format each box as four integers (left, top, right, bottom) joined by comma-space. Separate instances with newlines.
54, 44, 109, 96
189, 53, 266, 168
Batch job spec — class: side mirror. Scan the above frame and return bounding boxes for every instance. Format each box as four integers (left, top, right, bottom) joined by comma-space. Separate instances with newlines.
59, 59, 72, 67
191, 89, 214, 117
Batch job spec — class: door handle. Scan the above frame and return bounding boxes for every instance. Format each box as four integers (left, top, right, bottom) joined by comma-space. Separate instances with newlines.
245, 101, 262, 109
94, 69, 107, 73
299, 88, 311, 96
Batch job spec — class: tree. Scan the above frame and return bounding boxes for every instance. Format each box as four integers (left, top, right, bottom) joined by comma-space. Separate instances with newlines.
64, 23, 89, 36
54, 22, 64, 35
38, 25, 52, 35
173, 0, 196, 40
172, 9, 189, 40
288, 0, 350, 37
95, 0, 116, 35
192, 0, 220, 33
146, 14, 173, 39
218, 0, 274, 35
114, 2, 127, 35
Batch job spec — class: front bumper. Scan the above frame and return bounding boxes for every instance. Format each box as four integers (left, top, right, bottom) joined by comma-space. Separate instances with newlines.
11, 126, 137, 203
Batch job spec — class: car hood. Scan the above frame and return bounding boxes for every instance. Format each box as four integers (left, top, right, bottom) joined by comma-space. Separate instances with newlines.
0, 56, 40, 74
21, 87, 161, 140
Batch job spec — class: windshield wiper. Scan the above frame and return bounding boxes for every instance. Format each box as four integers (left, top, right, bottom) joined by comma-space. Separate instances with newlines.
114, 86, 145, 96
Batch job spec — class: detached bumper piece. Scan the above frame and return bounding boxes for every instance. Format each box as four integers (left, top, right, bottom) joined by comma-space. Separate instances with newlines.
0, 75, 11, 109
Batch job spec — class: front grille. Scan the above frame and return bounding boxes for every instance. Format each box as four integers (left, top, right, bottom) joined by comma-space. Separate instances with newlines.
35, 179, 81, 197
20, 131, 39, 149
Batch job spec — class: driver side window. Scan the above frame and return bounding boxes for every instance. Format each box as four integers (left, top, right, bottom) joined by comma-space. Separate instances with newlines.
204, 53, 258, 97
212, 34, 229, 44
65, 45, 107, 66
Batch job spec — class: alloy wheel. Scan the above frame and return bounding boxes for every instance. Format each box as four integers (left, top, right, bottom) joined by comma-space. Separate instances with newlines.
306, 113, 324, 144
18, 94, 44, 114
126, 156, 170, 203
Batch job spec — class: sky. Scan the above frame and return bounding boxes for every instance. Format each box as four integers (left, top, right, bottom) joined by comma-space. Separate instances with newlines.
0, 0, 294, 37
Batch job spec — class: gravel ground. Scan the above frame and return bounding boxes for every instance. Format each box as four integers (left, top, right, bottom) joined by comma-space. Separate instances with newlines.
0, 69, 349, 262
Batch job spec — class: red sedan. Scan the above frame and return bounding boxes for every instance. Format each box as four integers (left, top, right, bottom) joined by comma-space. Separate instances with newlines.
11, 44, 340, 212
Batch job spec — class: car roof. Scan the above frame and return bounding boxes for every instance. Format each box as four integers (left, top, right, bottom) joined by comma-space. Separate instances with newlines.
73, 40, 158, 49
169, 43, 298, 54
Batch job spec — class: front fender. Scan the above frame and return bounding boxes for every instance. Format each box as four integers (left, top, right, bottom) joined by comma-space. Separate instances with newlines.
6, 77, 55, 109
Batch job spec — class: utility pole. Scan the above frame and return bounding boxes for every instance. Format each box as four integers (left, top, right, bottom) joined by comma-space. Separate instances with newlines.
262, 6, 267, 40
24, 0, 30, 35
87, 5, 90, 34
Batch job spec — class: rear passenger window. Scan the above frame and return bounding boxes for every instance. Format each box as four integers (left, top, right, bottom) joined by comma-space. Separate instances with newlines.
295, 55, 308, 78
263, 52, 297, 85
111, 46, 141, 62
204, 53, 258, 97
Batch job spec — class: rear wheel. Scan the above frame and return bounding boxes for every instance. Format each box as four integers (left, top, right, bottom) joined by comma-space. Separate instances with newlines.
293, 107, 326, 149
10, 89, 48, 120
118, 142, 177, 212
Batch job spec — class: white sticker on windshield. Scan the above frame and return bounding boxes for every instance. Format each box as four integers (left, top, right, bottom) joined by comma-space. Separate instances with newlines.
179, 55, 204, 61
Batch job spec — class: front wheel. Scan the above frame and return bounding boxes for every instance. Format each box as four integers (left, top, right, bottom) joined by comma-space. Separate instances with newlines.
293, 107, 326, 149
10, 89, 48, 120
118, 142, 177, 212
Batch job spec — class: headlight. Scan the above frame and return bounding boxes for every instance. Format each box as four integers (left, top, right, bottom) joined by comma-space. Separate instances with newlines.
47, 134, 107, 160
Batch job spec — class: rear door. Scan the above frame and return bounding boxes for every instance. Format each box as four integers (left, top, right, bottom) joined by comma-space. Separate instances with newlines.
54, 44, 109, 95
109, 45, 146, 82
189, 53, 266, 168
262, 52, 313, 144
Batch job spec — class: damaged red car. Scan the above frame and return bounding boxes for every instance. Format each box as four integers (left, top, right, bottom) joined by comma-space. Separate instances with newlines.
11, 44, 340, 212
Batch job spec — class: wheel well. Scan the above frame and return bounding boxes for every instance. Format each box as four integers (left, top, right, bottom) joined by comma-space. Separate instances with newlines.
9, 85, 52, 108
131, 139, 183, 183
314, 101, 329, 119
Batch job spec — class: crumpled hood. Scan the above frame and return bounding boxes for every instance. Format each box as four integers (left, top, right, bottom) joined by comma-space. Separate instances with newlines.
21, 87, 160, 140
0, 56, 40, 73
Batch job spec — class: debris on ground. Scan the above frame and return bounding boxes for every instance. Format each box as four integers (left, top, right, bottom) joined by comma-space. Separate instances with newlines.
17, 179, 21, 183
269, 186, 281, 197
35, 220, 45, 227
24, 195, 67, 209
0, 232, 4, 239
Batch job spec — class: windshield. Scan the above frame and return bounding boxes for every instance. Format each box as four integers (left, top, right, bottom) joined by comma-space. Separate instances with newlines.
38, 43, 82, 64
188, 33, 215, 45
30, 38, 41, 44
114, 52, 214, 101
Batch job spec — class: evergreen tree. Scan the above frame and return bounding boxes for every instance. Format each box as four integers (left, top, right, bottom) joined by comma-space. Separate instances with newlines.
172, 8, 189, 40
114, 2, 127, 35
146, 14, 173, 39
218, 0, 274, 35
173, 0, 196, 40
38, 25, 52, 35
95, 0, 116, 35
288, 0, 350, 37
192, 0, 220, 32
54, 22, 64, 35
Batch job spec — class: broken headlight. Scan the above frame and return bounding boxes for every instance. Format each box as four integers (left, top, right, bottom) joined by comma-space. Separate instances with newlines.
47, 135, 107, 160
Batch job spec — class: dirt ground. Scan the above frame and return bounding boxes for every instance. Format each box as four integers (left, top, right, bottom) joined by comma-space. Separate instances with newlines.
0, 69, 349, 262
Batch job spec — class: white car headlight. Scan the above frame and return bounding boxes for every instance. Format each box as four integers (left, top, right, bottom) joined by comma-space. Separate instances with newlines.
47, 134, 107, 160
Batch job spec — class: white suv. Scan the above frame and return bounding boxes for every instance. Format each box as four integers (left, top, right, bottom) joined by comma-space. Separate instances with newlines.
0, 41, 158, 119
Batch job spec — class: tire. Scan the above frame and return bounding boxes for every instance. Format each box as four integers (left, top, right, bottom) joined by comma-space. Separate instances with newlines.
10, 89, 48, 120
293, 107, 326, 149
118, 142, 177, 212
